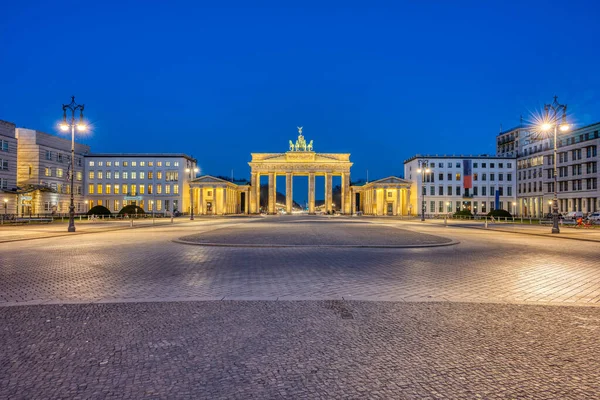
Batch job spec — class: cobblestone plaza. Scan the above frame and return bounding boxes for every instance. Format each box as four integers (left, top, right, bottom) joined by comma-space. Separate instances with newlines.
1, 217, 600, 398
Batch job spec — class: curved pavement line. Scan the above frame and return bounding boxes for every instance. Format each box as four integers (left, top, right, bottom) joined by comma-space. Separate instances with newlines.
171, 238, 460, 248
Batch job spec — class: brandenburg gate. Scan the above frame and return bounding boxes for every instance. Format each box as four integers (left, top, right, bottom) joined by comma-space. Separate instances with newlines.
248, 128, 353, 214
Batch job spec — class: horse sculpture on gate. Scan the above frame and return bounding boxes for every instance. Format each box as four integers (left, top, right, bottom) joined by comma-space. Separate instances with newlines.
288, 127, 313, 152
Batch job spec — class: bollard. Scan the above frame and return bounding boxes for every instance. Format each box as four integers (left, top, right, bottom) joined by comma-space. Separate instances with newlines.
484, 218, 488, 229
130, 219, 133, 228
444, 215, 447, 226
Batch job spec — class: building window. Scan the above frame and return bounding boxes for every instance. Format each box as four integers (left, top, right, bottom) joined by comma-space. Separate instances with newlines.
47, 151, 53, 160
447, 173, 452, 181
106, 161, 112, 167
455, 173, 461, 181
482, 173, 487, 181
166, 171, 179, 181
123, 161, 128, 167
157, 184, 162, 194
140, 161, 146, 167
438, 173, 443, 181
174, 185, 179, 194
140, 172, 145, 179
97, 184, 103, 194
148, 184, 153, 194
105, 185, 111, 194
123, 172, 128, 179
430, 186, 434, 196
45, 168, 51, 177
157, 162, 163, 167
166, 185, 171, 194
139, 185, 145, 194
455, 186, 461, 196
114, 200, 120, 212
130, 185, 137, 195
97, 171, 103, 180
88, 184, 94, 194
56, 168, 63, 178
0, 140, 8, 152
57, 153, 63, 163
473, 186, 478, 196
438, 186, 443, 196
122, 184, 128, 194
115, 161, 120, 167
148, 171, 154, 179
157, 171, 163, 180
131, 172, 137, 179
115, 172, 120, 179
114, 185, 120, 194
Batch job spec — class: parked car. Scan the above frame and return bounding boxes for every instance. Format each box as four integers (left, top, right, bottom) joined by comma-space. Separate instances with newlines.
565, 211, 584, 220
587, 212, 600, 221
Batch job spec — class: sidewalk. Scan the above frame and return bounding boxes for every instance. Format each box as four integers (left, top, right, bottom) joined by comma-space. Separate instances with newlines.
429, 219, 600, 243
0, 218, 188, 243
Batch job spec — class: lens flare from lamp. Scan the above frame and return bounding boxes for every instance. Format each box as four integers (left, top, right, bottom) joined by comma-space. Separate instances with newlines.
541, 123, 552, 131
417, 168, 422, 173
60, 123, 69, 132
560, 124, 569, 132
77, 124, 87, 132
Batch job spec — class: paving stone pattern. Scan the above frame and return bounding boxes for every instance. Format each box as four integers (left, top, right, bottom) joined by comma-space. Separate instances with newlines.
180, 219, 453, 246
1, 301, 599, 399
1, 218, 600, 305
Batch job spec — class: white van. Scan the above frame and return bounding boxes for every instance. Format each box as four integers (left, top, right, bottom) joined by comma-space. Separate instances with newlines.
565, 211, 584, 220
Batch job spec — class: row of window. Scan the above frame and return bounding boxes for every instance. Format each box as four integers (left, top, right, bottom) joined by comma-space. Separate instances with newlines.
45, 150, 83, 166
39, 182, 83, 194
88, 184, 180, 195
423, 185, 512, 197
422, 172, 513, 183
43, 168, 83, 180
419, 161, 513, 169
87, 170, 179, 181
557, 179, 598, 192
88, 161, 180, 167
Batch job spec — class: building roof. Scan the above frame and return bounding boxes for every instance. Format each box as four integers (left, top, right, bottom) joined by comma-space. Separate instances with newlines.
86, 153, 196, 162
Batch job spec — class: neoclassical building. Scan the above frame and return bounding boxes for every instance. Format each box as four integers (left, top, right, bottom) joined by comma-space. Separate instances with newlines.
248, 128, 353, 215
352, 177, 412, 216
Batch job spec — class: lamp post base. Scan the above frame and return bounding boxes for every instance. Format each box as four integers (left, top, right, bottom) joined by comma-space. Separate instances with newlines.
551, 227, 560, 234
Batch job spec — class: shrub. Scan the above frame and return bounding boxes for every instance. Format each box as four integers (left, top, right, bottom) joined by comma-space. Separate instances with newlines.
487, 209, 512, 218
118, 205, 145, 215
454, 209, 473, 217
87, 205, 111, 216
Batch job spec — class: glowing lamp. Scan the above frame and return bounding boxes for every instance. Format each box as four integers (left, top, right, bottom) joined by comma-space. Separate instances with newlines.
559, 124, 569, 132
60, 123, 69, 131
541, 123, 552, 131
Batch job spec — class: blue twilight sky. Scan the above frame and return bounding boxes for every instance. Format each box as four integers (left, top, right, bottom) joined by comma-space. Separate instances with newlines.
1, 0, 599, 200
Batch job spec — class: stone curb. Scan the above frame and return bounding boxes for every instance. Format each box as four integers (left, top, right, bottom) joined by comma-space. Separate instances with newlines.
171, 238, 460, 248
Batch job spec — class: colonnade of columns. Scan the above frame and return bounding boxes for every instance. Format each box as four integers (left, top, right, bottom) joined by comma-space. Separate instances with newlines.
357, 187, 410, 216
249, 171, 351, 214
191, 185, 250, 215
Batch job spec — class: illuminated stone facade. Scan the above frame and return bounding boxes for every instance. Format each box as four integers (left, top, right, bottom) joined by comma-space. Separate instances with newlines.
248, 128, 353, 214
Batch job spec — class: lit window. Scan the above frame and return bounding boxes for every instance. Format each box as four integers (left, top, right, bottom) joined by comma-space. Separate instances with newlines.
130, 184, 136, 195
455, 173, 460, 181
157, 171, 163, 179
106, 171, 112, 179
140, 172, 145, 179
98, 161, 103, 167
97, 171, 103, 180
139, 185, 145, 194
76, 172, 82, 181
166, 185, 171, 194
123, 172, 128, 179
114, 185, 120, 194
122, 184, 128, 194
149, 162, 154, 167
45, 168, 51, 177
88, 184, 94, 194
115, 172, 120, 179
57, 168, 64, 178
106, 161, 112, 167
166, 162, 171, 166
157, 184, 162, 194
97, 184, 103, 194
132, 161, 137, 167
174, 185, 179, 194
131, 172, 137, 179
89, 161, 95, 166
157, 162, 162, 167
106, 185, 111, 194
115, 161, 120, 167
140, 161, 146, 167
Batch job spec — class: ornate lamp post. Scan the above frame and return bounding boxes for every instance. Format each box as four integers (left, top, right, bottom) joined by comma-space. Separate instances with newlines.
540, 96, 569, 234
417, 160, 432, 221
185, 166, 199, 220
59, 96, 86, 232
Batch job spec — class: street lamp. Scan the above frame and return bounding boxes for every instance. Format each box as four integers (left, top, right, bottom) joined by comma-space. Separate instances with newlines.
185, 166, 199, 220
416, 160, 432, 221
512, 201, 517, 216
540, 96, 569, 234
60, 96, 86, 232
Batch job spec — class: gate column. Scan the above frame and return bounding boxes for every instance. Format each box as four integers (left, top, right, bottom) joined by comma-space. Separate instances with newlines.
286, 172, 293, 214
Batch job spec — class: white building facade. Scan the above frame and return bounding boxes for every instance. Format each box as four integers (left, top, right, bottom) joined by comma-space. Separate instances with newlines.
404, 155, 517, 216
497, 122, 600, 217
0, 120, 18, 214
15, 128, 89, 216
84, 153, 197, 215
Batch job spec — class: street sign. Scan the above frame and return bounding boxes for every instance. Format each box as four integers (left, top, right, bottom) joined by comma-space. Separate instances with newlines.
124, 196, 143, 201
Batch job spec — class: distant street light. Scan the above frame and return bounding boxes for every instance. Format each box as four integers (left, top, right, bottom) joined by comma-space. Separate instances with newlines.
59, 96, 86, 232
417, 160, 432, 222
512, 201, 517, 216
539, 96, 569, 234
185, 166, 199, 220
